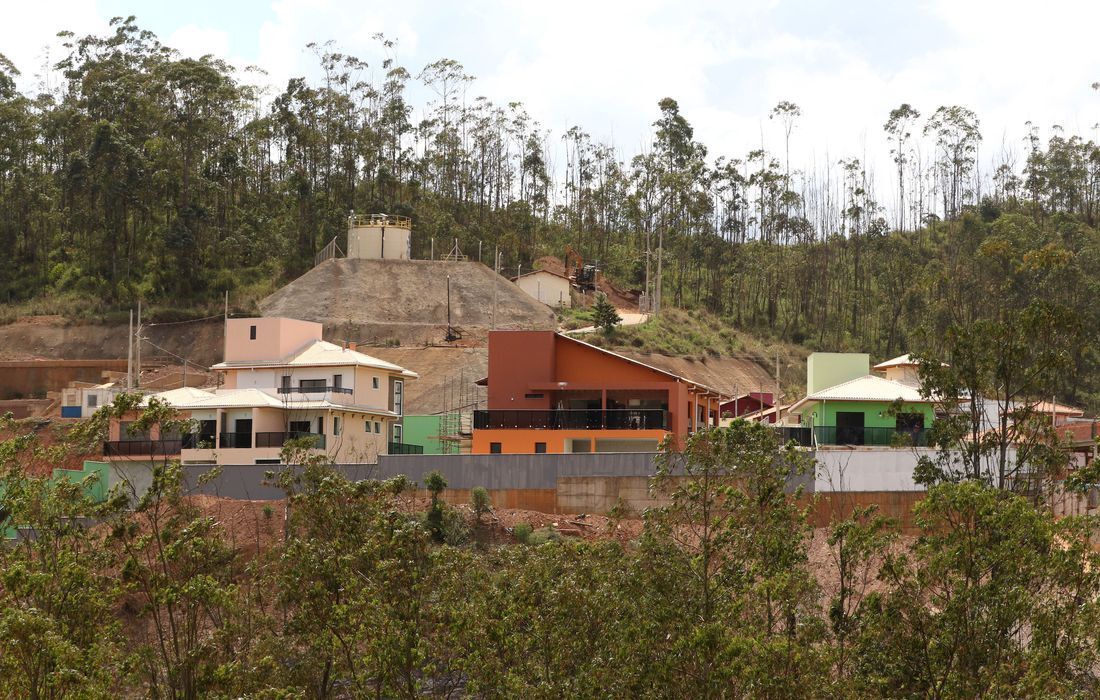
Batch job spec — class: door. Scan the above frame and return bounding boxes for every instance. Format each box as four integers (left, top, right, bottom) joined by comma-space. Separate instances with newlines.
835, 411, 865, 445
234, 418, 253, 448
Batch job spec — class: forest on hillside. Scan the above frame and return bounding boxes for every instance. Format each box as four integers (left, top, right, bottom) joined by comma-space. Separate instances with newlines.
2, 18, 1100, 398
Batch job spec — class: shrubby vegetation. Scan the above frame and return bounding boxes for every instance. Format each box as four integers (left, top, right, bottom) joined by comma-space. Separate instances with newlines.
3, 408, 1100, 697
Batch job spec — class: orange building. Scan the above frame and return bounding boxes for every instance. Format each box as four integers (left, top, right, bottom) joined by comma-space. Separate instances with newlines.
472, 331, 726, 454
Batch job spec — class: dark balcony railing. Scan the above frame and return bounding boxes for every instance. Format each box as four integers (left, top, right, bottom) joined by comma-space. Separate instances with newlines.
775, 425, 928, 447
104, 439, 182, 457
775, 426, 814, 447
181, 433, 216, 450
255, 431, 326, 449
474, 409, 670, 431
218, 432, 253, 449
388, 442, 424, 455
277, 386, 353, 395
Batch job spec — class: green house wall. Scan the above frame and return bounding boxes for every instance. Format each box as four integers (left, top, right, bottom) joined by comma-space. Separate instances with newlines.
3, 460, 109, 538
403, 415, 459, 455
800, 400, 935, 429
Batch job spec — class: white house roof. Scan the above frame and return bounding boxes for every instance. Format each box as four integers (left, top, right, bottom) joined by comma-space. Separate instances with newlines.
211, 339, 419, 378
808, 375, 927, 402
873, 354, 919, 370
145, 387, 401, 416
787, 374, 930, 414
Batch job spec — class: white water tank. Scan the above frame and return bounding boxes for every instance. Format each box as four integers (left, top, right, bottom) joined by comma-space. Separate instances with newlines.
347, 213, 412, 260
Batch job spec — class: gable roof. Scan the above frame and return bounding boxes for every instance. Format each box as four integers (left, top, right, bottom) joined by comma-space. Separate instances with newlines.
211, 339, 418, 378
786, 374, 930, 415
512, 268, 571, 282
873, 354, 919, 370
555, 333, 728, 397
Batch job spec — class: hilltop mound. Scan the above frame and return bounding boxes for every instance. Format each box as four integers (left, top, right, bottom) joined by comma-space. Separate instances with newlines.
259, 258, 556, 345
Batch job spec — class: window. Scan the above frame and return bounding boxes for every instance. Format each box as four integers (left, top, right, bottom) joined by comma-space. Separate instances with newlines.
374, 421, 381, 433
300, 379, 326, 392
281, 375, 291, 391
289, 420, 311, 434
87, 394, 98, 408
333, 416, 342, 436
255, 458, 280, 465
392, 424, 403, 443
372, 377, 380, 389
316, 416, 324, 434
365, 418, 372, 432
490, 442, 502, 454
534, 442, 547, 453
393, 380, 404, 415
333, 374, 342, 390
524, 393, 544, 399
249, 325, 257, 340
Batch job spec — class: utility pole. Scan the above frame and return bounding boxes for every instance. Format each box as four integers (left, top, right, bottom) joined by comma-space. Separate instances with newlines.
492, 249, 501, 330
775, 351, 781, 404
478, 240, 482, 263
431, 237, 435, 260
126, 309, 133, 389
224, 289, 229, 360
654, 229, 664, 316
135, 299, 142, 389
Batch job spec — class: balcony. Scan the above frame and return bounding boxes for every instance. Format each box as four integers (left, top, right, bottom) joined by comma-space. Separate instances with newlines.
775, 425, 928, 448
104, 439, 182, 457
218, 432, 253, 449
277, 386, 353, 395
474, 409, 670, 431
388, 442, 424, 455
255, 431, 326, 449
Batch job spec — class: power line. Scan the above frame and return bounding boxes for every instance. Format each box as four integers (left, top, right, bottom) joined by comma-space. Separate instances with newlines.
143, 312, 225, 328
137, 336, 214, 372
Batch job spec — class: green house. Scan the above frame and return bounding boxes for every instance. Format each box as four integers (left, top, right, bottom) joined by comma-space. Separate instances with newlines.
401, 414, 461, 455
2, 460, 109, 539
786, 353, 934, 447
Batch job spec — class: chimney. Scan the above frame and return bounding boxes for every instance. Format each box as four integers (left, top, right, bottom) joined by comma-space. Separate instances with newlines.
349, 342, 358, 352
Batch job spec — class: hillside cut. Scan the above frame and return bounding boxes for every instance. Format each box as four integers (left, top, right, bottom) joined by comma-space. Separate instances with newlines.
259, 258, 557, 345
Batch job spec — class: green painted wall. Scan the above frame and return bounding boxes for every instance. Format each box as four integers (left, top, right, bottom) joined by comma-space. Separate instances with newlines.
807, 353, 870, 394
800, 400, 935, 428
3, 460, 109, 538
403, 415, 460, 455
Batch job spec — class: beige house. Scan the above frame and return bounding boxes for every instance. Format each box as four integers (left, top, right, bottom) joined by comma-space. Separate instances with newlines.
104, 317, 418, 466
513, 269, 572, 308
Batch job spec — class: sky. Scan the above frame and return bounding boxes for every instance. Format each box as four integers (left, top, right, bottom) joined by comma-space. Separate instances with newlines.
3, 0, 1099, 199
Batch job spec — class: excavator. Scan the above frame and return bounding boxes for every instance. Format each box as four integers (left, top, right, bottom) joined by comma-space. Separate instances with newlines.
564, 245, 598, 292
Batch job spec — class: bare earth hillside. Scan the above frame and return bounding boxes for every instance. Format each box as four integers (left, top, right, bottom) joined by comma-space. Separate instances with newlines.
259, 258, 557, 345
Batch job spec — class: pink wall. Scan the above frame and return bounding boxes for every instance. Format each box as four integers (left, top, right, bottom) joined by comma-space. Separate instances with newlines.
223, 317, 322, 364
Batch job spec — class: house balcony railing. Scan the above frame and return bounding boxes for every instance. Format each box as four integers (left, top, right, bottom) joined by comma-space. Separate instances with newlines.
255, 431, 326, 449
474, 409, 670, 431
388, 442, 424, 455
218, 432, 253, 449
104, 439, 183, 457
775, 425, 928, 448
277, 386, 353, 395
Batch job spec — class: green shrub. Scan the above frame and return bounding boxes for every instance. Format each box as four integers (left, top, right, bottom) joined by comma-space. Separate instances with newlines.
527, 527, 561, 546
513, 522, 533, 544
471, 486, 491, 522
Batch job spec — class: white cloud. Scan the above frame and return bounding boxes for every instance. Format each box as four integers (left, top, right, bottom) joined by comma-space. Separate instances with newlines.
0, 0, 107, 91
167, 24, 232, 60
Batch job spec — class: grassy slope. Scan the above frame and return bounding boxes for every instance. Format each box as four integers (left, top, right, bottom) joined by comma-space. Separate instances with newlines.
567, 307, 810, 400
